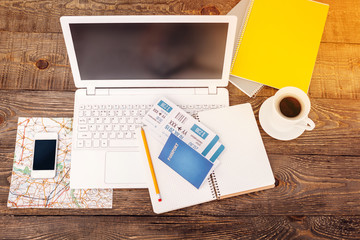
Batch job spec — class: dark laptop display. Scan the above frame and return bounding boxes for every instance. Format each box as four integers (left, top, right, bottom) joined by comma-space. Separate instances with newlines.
70, 23, 228, 80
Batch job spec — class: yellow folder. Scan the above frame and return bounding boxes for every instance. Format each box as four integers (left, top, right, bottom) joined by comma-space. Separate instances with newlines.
230, 0, 329, 93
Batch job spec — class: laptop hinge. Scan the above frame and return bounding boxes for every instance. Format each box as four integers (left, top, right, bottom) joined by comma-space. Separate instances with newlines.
86, 86, 96, 95
208, 86, 217, 95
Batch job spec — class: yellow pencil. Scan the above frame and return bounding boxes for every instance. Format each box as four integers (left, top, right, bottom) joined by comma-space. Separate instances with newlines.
141, 127, 162, 202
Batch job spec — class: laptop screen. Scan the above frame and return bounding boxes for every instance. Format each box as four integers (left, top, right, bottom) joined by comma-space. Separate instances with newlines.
69, 23, 228, 80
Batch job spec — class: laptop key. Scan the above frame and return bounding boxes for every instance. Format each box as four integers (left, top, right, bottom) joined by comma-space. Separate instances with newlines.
92, 110, 99, 117
78, 132, 91, 139
104, 118, 111, 124
78, 125, 88, 132
101, 140, 108, 147
93, 139, 100, 148
100, 111, 107, 117
77, 140, 84, 148
105, 124, 112, 131
117, 132, 124, 139
75, 103, 214, 151
113, 124, 121, 131
97, 125, 105, 131
88, 117, 95, 124
109, 132, 116, 139
120, 117, 126, 124
116, 110, 123, 117
89, 125, 97, 131
93, 132, 100, 139
125, 131, 132, 139
135, 117, 142, 124
79, 117, 86, 124
85, 140, 92, 148
109, 139, 137, 147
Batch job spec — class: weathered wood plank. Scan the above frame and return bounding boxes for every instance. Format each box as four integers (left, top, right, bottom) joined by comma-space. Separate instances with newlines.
0, 0, 358, 44
1, 31, 360, 98
0, 0, 237, 34
0, 215, 359, 239
0, 32, 75, 90
1, 141, 359, 215
1, 90, 359, 155
320, 0, 360, 44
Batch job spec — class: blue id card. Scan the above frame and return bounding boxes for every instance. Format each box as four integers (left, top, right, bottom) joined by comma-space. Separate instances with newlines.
158, 133, 214, 189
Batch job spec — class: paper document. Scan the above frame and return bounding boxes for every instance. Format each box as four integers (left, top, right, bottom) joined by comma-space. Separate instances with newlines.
7, 117, 113, 208
142, 97, 224, 162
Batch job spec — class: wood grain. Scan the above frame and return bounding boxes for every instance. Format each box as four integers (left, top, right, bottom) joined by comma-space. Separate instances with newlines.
0, 0, 237, 33
1, 0, 359, 44
320, 0, 360, 44
0, 32, 75, 90
1, 153, 359, 215
1, 30, 360, 98
0, 215, 359, 239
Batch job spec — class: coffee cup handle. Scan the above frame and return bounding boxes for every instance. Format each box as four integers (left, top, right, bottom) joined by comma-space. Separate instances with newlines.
303, 118, 315, 131
296, 118, 315, 131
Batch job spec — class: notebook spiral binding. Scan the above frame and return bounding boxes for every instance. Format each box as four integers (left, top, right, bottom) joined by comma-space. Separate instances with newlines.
207, 175, 217, 200
194, 113, 200, 122
230, 0, 255, 71
195, 113, 221, 199
208, 172, 221, 200
250, 84, 264, 98
210, 172, 221, 199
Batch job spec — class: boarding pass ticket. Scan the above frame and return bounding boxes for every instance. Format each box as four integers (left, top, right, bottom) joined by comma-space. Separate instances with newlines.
142, 97, 225, 163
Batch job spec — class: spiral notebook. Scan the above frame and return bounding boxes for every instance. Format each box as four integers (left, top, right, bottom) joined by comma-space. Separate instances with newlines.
138, 104, 275, 214
230, 0, 329, 93
227, 0, 264, 97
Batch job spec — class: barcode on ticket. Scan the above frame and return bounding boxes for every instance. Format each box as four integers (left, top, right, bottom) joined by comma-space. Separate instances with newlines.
175, 112, 187, 124
142, 97, 225, 163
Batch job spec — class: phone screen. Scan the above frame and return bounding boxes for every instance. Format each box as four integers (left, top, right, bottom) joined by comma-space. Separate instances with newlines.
33, 140, 57, 170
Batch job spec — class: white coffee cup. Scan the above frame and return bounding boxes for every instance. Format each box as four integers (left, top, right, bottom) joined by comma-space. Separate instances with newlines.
269, 86, 315, 131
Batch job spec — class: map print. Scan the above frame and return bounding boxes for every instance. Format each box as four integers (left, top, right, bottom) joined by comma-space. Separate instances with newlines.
8, 117, 112, 208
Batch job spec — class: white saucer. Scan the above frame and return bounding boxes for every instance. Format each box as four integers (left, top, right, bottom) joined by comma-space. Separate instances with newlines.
259, 97, 305, 141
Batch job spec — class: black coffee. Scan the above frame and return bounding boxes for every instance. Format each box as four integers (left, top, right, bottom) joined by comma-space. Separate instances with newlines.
279, 97, 302, 118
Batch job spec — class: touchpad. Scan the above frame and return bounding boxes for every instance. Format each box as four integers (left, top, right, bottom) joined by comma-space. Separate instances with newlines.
105, 151, 146, 184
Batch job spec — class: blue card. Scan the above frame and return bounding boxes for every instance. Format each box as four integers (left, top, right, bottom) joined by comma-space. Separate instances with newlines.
158, 133, 214, 189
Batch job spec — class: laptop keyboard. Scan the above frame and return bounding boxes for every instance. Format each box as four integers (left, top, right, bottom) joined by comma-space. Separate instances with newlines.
76, 104, 224, 148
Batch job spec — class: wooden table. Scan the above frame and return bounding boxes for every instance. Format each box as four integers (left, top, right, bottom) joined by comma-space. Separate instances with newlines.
1, 0, 359, 238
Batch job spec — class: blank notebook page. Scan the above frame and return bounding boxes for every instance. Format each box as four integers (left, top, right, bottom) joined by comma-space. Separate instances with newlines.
198, 104, 275, 197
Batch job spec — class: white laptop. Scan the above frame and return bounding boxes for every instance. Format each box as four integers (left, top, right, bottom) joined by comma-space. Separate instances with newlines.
60, 15, 237, 189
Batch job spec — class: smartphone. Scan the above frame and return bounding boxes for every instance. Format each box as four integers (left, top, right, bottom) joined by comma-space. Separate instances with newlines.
31, 132, 58, 179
